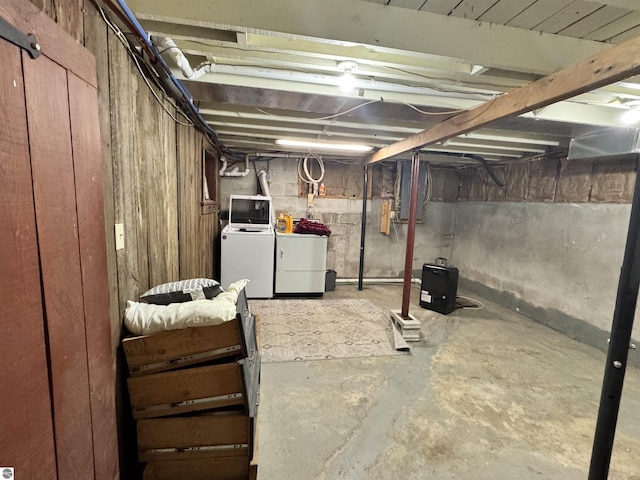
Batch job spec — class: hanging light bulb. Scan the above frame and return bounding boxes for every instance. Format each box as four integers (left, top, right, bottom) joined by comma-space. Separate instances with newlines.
337, 60, 359, 93
339, 70, 356, 92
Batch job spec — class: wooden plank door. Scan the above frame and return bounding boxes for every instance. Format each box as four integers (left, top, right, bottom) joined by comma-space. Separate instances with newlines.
23, 51, 96, 480
0, 38, 58, 480
0, 1, 119, 478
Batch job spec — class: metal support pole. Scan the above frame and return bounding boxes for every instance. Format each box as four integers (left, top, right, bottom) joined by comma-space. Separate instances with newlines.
358, 165, 368, 291
401, 152, 420, 317
589, 155, 640, 479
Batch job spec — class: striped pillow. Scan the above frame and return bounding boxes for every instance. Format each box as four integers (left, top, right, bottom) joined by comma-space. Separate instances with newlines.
140, 278, 223, 305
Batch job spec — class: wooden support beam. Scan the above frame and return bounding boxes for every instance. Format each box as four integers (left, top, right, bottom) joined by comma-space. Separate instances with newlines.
367, 34, 640, 164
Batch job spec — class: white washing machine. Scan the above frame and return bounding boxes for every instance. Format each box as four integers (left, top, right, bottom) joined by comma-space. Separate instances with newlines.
220, 224, 275, 299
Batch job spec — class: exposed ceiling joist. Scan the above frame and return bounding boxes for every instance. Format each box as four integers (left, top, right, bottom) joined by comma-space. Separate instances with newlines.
121, 0, 640, 163
175, 66, 491, 109
367, 33, 640, 164
128, 0, 609, 75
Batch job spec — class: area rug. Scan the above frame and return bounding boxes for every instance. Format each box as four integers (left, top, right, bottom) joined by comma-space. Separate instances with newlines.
250, 298, 404, 363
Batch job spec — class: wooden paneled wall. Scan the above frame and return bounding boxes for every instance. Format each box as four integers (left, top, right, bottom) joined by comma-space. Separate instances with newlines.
31, 0, 219, 344
177, 124, 218, 279
31, 2, 220, 477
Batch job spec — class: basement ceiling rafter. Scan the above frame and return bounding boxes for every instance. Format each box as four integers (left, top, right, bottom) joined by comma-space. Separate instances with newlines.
123, 0, 640, 165
368, 33, 640, 163
128, 0, 609, 75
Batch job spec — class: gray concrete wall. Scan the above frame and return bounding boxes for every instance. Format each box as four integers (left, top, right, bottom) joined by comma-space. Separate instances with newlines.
359, 199, 456, 278
219, 158, 456, 278
451, 201, 640, 351
221, 157, 640, 361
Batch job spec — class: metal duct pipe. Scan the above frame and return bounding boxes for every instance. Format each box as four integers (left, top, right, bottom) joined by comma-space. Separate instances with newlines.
257, 169, 276, 224
257, 169, 270, 197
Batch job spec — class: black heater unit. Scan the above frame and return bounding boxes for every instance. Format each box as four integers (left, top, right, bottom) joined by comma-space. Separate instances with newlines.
419, 263, 459, 315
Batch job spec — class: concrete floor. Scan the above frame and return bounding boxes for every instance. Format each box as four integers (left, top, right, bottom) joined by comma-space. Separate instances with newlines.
256, 284, 640, 480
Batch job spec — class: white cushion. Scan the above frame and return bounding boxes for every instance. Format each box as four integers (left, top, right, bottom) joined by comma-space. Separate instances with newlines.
125, 279, 249, 336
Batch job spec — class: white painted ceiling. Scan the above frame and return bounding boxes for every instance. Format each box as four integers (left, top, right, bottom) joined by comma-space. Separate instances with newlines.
125, 0, 640, 164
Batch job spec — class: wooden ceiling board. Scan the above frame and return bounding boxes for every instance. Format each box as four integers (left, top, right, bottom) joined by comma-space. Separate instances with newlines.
610, 23, 640, 43
507, 0, 574, 29
450, 0, 501, 20
389, 0, 427, 9
559, 5, 630, 37
584, 10, 640, 41
419, 0, 462, 15
478, 0, 537, 24
534, 1, 602, 34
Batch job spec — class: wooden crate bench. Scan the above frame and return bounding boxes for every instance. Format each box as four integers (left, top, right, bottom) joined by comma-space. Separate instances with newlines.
137, 413, 254, 462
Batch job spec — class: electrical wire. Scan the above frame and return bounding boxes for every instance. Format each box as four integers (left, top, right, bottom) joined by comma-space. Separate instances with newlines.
97, 4, 194, 127
384, 64, 518, 93
393, 162, 401, 220
104, 0, 227, 156
404, 103, 468, 116
456, 295, 485, 310
464, 154, 505, 187
256, 97, 476, 124
297, 154, 325, 184
427, 151, 505, 188
423, 162, 433, 210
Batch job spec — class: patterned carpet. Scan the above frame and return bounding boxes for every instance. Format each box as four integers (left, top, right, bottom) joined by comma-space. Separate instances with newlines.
250, 298, 402, 363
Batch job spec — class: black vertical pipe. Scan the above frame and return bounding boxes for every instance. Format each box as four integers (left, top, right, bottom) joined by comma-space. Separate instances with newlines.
401, 153, 420, 317
358, 164, 369, 291
589, 155, 640, 479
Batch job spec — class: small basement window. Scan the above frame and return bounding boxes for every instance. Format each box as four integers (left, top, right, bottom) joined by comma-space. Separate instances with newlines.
202, 148, 218, 215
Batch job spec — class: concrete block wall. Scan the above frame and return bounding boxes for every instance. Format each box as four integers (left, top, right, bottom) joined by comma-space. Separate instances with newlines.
220, 154, 639, 361
219, 158, 456, 279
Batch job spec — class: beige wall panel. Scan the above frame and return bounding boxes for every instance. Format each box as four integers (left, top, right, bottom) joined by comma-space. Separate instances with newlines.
556, 158, 594, 203
442, 169, 459, 202
468, 168, 487, 202
457, 169, 472, 201
527, 158, 560, 202
486, 166, 506, 202
505, 162, 529, 202
591, 158, 637, 203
